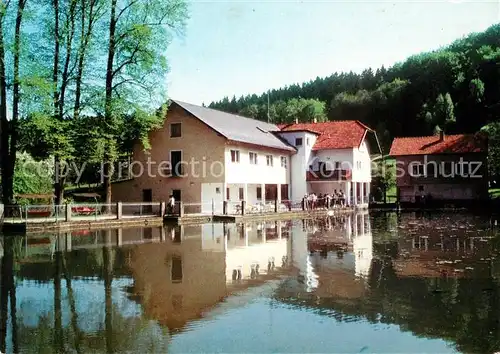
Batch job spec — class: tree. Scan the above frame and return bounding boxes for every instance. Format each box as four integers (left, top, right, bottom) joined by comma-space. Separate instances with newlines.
481, 122, 500, 180
434, 92, 455, 130
100, 0, 187, 205
372, 159, 396, 203
209, 23, 500, 161
13, 153, 53, 198
0, 0, 29, 205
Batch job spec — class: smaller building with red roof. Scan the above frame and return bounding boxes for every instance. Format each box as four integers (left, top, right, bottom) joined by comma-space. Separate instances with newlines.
388, 131, 488, 205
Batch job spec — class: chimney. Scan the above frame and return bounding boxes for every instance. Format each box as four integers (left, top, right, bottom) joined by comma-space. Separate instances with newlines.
439, 130, 445, 141
313, 117, 317, 123
294, 118, 298, 124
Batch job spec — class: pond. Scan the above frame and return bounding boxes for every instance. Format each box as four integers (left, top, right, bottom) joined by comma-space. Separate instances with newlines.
1, 210, 500, 353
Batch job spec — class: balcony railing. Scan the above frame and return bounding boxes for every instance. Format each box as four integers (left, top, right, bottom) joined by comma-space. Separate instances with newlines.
306, 169, 351, 181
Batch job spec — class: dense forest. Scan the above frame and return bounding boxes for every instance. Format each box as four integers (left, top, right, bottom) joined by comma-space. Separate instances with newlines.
209, 23, 500, 175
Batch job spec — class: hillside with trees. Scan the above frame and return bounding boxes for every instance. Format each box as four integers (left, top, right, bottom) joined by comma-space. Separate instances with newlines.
209, 24, 500, 177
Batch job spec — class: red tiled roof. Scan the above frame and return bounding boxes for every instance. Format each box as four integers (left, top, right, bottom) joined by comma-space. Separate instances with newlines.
279, 121, 370, 150
389, 133, 487, 156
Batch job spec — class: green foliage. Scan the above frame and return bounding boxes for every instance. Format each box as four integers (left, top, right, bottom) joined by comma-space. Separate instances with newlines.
209, 23, 500, 158
371, 159, 396, 202
18, 113, 75, 161
481, 122, 500, 178
11, 0, 187, 201
13, 152, 53, 200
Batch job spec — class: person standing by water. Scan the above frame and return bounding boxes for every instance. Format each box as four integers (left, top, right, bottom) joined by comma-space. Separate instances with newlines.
338, 190, 345, 207
332, 190, 338, 207
167, 194, 175, 214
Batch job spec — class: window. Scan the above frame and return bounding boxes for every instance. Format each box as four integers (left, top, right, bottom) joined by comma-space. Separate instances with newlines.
281, 156, 287, 168
249, 152, 258, 164
411, 163, 424, 176
215, 187, 221, 194
356, 161, 362, 169
335, 161, 341, 169
170, 151, 182, 176
426, 164, 436, 177
295, 137, 303, 146
170, 123, 181, 138
266, 155, 273, 166
418, 185, 424, 192
226, 187, 230, 200
257, 186, 262, 199
239, 187, 244, 200
306, 138, 310, 146
230, 150, 240, 163
171, 256, 183, 283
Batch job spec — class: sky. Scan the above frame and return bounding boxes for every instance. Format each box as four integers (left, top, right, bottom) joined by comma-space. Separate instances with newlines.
165, 0, 500, 106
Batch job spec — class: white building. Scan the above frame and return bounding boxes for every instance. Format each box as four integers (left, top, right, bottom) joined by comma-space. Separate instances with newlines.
277, 120, 377, 208
112, 100, 379, 211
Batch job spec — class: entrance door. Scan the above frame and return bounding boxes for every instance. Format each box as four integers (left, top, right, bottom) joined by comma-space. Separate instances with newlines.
142, 189, 152, 213
281, 184, 289, 201
172, 189, 181, 202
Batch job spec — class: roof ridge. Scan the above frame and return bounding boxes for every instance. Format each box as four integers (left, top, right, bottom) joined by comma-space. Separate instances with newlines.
171, 99, 278, 127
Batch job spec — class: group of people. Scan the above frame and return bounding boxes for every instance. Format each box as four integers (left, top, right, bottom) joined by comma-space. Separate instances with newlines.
304, 189, 346, 210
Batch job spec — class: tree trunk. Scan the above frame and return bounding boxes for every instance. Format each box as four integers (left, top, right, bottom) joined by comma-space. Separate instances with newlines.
53, 0, 62, 205
6, 0, 28, 208
74, 0, 96, 120
0, 3, 10, 205
58, 0, 77, 120
103, 0, 117, 207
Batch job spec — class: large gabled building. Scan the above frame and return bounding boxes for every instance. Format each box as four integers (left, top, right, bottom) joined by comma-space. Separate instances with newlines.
112, 100, 378, 211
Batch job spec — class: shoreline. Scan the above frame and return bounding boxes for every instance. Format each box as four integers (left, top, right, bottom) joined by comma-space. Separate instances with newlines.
2, 207, 357, 235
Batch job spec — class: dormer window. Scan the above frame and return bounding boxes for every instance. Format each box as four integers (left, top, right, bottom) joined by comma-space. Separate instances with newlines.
295, 138, 302, 146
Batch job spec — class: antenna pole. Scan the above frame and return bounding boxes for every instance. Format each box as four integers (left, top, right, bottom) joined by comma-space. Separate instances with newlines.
267, 90, 270, 123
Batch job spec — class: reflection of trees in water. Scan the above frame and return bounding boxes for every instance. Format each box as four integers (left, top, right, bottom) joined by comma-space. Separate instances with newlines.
1, 236, 18, 353
275, 256, 500, 353
15, 305, 169, 353
1, 235, 169, 353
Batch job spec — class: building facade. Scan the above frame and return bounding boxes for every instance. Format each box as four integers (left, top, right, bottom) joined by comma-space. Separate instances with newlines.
278, 120, 376, 207
389, 131, 488, 205
112, 100, 377, 210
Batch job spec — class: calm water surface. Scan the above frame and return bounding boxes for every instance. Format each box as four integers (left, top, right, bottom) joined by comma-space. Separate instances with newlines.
1, 210, 500, 353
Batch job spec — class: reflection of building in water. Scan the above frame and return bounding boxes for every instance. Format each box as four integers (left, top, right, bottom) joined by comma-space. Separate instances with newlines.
127, 221, 291, 331
12, 214, 373, 334
290, 211, 373, 299
201, 221, 290, 283
388, 215, 492, 278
